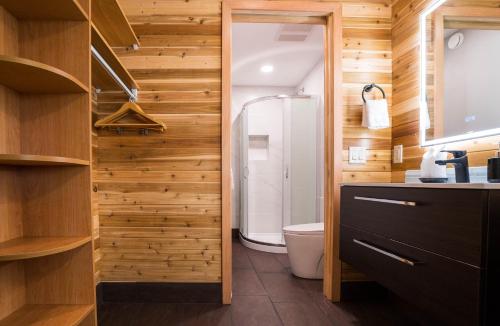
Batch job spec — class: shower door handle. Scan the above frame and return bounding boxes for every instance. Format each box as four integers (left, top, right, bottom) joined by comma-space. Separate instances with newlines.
285, 166, 289, 179
244, 166, 249, 179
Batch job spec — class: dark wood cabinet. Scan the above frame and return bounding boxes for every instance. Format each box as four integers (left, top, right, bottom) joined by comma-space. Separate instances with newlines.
340, 185, 500, 326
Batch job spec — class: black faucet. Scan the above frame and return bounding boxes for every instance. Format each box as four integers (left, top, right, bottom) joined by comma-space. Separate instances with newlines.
435, 150, 470, 183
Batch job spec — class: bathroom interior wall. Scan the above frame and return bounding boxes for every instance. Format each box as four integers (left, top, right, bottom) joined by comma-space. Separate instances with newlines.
392, 0, 500, 182
95, 0, 222, 283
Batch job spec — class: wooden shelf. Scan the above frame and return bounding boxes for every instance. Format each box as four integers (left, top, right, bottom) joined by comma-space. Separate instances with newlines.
0, 154, 90, 166
0, 0, 88, 21
92, 0, 139, 47
0, 236, 92, 261
0, 304, 94, 326
0, 56, 89, 94
91, 24, 138, 91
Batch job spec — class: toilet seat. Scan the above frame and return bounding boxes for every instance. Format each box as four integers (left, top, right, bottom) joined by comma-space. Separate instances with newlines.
283, 222, 324, 236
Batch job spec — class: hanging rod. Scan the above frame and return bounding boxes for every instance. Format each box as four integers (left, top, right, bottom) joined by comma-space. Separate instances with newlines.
91, 45, 137, 101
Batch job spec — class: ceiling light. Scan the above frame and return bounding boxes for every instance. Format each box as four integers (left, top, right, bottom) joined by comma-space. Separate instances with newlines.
260, 65, 274, 73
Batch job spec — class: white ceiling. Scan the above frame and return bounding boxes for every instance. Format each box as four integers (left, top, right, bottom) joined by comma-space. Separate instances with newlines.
232, 23, 324, 87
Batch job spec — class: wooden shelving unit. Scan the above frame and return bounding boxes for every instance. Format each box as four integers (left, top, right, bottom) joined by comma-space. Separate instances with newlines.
0, 56, 89, 93
91, 24, 137, 91
0, 304, 94, 326
0, 154, 90, 166
0, 0, 88, 20
0, 237, 92, 261
91, 0, 139, 47
0, 1, 96, 325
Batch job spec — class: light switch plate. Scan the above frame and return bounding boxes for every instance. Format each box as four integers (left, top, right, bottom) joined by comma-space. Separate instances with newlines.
393, 144, 403, 164
349, 147, 367, 164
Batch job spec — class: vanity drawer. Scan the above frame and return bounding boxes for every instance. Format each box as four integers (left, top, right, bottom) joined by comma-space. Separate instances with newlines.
340, 225, 482, 326
341, 186, 487, 267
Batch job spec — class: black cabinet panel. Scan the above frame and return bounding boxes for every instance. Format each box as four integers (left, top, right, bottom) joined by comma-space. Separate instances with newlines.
341, 186, 488, 267
340, 186, 500, 326
340, 225, 481, 326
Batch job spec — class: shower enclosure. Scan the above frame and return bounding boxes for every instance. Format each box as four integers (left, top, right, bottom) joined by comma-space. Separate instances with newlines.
239, 95, 323, 253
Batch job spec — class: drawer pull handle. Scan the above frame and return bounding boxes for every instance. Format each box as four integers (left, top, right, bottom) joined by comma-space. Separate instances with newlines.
354, 196, 416, 207
353, 239, 416, 266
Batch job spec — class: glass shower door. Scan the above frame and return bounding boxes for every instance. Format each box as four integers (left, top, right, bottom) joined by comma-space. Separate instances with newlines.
283, 97, 322, 227
240, 107, 249, 238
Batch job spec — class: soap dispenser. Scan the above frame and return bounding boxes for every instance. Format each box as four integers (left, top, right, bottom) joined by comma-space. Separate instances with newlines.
420, 147, 447, 183
488, 143, 500, 183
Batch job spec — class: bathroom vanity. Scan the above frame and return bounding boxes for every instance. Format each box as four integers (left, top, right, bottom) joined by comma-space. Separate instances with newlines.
340, 183, 500, 326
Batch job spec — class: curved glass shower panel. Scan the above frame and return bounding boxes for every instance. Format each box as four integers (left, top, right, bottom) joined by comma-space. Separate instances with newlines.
241, 97, 284, 246
239, 95, 322, 250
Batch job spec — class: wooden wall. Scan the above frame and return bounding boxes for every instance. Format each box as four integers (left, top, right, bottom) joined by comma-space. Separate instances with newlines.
94, 0, 392, 283
391, 0, 500, 182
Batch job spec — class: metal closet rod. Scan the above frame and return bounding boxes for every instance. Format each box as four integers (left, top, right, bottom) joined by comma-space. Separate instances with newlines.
91, 46, 137, 101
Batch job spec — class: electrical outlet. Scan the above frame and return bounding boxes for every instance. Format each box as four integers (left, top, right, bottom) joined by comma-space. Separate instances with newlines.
393, 145, 403, 164
349, 147, 367, 164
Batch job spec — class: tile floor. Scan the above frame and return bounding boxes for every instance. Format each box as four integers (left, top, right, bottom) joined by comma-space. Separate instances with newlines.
98, 239, 428, 325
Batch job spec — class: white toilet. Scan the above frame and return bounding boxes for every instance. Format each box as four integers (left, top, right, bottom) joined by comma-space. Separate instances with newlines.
283, 222, 324, 279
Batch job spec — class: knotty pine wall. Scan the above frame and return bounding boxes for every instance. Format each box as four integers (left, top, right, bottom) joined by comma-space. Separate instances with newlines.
391, 0, 500, 182
94, 0, 392, 283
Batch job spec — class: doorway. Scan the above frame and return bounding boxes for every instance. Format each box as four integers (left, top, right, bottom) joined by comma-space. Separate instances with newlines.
221, 1, 343, 304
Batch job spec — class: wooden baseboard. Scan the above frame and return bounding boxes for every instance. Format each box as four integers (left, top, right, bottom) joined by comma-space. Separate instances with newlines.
96, 282, 222, 304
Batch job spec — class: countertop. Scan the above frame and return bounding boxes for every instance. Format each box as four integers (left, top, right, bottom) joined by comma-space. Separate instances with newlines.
341, 182, 500, 189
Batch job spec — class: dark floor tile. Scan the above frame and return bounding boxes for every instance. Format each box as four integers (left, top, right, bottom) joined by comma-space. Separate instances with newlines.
274, 253, 291, 268
309, 291, 423, 326
133, 303, 188, 326
98, 303, 144, 326
308, 293, 360, 326
233, 243, 253, 269
297, 278, 323, 294
233, 268, 267, 296
231, 295, 283, 326
258, 272, 310, 303
274, 301, 332, 326
181, 304, 232, 326
247, 250, 287, 273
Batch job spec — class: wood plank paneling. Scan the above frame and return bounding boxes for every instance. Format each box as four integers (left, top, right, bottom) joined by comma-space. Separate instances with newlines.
97, 0, 222, 283
391, 0, 500, 182
95, 0, 392, 283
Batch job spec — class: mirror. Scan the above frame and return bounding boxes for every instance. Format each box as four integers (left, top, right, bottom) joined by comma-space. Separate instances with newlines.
420, 0, 500, 146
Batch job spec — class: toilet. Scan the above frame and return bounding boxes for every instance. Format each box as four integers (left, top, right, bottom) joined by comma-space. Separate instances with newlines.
283, 222, 324, 279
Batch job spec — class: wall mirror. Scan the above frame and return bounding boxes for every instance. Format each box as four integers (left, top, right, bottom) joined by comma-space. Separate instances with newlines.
420, 0, 500, 146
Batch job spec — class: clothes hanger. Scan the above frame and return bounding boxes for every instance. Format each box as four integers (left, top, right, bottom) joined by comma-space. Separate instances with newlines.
95, 101, 166, 132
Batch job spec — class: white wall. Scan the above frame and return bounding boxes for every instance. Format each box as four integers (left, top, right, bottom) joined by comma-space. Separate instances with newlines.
295, 59, 325, 223
444, 29, 500, 137
231, 86, 295, 229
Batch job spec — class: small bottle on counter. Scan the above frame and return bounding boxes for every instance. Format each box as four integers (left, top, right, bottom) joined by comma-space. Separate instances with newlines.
487, 143, 500, 183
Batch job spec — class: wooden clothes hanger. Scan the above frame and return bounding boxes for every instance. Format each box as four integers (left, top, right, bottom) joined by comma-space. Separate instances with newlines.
95, 101, 166, 132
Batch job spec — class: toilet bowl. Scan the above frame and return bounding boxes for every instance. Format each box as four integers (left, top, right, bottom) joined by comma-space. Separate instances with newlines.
283, 222, 324, 279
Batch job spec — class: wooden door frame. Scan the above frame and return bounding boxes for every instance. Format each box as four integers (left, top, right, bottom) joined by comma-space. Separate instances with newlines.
221, 0, 343, 304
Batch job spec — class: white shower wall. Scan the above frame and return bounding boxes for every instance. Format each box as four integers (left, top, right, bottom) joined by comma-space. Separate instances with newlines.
247, 99, 284, 236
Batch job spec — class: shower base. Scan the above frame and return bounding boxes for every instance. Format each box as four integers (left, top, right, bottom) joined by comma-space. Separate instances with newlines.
239, 232, 287, 254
